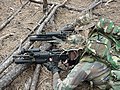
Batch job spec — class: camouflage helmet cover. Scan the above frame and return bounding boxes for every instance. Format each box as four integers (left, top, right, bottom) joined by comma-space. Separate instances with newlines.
59, 34, 85, 51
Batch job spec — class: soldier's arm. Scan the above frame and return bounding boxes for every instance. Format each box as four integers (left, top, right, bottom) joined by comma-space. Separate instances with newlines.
53, 62, 91, 90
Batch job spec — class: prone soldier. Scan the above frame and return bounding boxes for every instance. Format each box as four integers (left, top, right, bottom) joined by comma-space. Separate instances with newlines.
44, 17, 120, 90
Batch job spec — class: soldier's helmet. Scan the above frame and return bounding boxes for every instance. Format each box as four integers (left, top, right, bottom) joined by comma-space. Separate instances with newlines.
59, 34, 85, 52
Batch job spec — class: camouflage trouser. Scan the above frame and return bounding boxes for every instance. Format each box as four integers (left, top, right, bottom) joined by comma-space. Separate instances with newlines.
53, 61, 110, 90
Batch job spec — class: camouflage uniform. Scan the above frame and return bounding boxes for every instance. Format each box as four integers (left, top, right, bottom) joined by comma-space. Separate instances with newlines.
53, 61, 110, 90
52, 18, 120, 90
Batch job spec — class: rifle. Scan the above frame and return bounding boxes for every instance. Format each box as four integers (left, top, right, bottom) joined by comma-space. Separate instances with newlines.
29, 24, 75, 42
29, 31, 67, 41
13, 48, 68, 64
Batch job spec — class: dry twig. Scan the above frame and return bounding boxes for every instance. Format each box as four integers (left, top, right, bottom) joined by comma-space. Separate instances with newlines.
30, 0, 83, 12
30, 65, 41, 90
37, 77, 49, 87
23, 77, 32, 90
0, 33, 14, 42
43, 0, 48, 13
0, 0, 29, 31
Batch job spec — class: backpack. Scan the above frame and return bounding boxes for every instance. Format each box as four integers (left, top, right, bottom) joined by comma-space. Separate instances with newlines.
86, 18, 120, 90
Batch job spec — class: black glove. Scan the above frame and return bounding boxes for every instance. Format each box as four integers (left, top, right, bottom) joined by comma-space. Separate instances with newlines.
44, 62, 61, 74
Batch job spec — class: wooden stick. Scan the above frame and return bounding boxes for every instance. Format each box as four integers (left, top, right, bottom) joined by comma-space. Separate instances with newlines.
0, 33, 14, 47
0, 0, 29, 31
37, 77, 49, 87
0, 64, 29, 89
23, 77, 32, 90
105, 0, 114, 6
30, 0, 107, 13
36, 0, 68, 34
0, 33, 14, 41
0, 1, 67, 88
81, 0, 103, 14
29, 42, 52, 90
30, 0, 84, 12
43, 0, 48, 13
30, 65, 41, 90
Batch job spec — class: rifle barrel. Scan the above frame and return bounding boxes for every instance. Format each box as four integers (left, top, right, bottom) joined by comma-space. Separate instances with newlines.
29, 32, 66, 41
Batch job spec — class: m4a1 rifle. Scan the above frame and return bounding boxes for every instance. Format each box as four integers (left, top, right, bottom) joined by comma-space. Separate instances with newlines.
29, 31, 67, 41
29, 24, 75, 42
13, 48, 68, 64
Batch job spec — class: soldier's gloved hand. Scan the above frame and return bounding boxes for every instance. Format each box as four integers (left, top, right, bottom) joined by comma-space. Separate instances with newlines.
44, 62, 61, 74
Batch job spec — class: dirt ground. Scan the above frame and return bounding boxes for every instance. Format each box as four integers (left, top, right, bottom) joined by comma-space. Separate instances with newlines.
0, 0, 120, 90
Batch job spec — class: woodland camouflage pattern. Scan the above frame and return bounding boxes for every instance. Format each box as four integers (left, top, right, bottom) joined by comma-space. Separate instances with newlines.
53, 18, 120, 90
53, 61, 110, 90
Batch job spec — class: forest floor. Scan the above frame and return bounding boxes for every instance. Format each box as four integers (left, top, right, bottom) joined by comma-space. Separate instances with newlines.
0, 0, 120, 90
